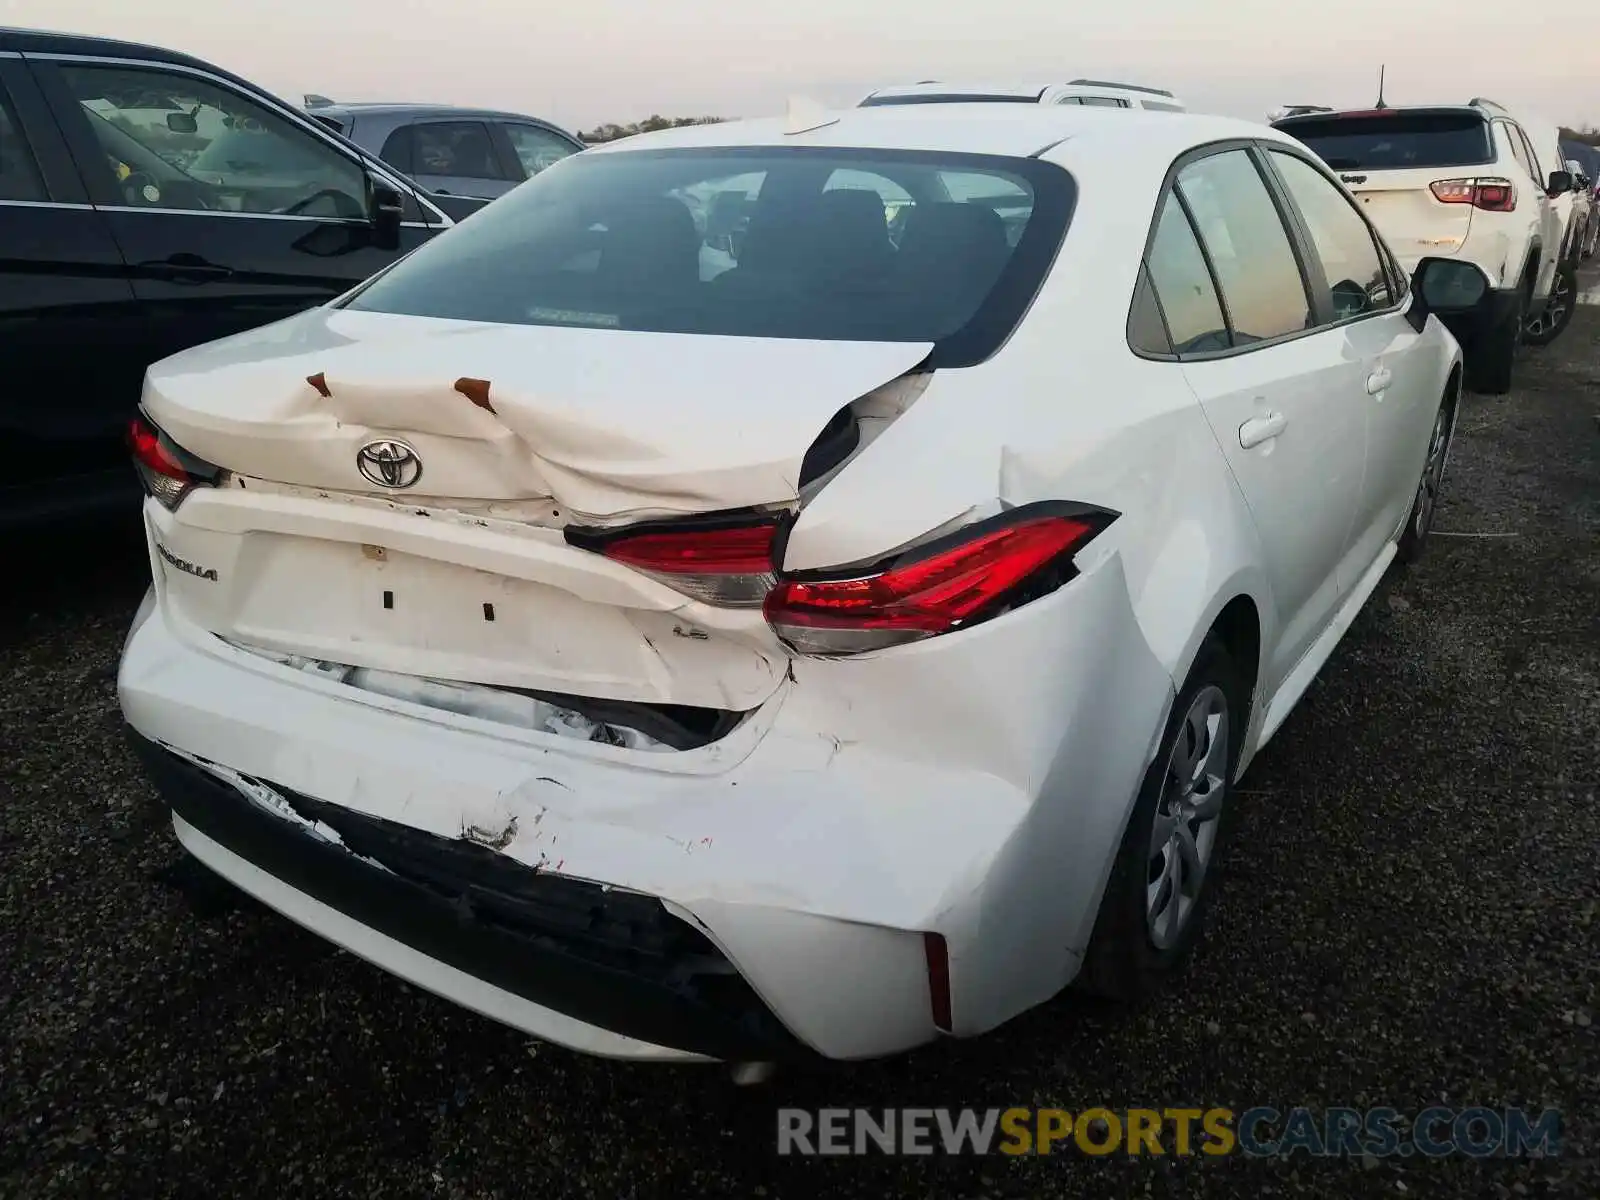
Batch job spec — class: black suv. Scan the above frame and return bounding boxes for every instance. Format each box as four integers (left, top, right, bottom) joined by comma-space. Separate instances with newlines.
0, 28, 461, 528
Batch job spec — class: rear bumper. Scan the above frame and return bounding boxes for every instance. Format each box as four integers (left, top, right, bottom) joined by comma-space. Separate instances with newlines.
130, 730, 806, 1062
120, 528, 1173, 1061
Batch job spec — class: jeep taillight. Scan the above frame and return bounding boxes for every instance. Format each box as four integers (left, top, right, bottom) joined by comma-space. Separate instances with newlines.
1430, 177, 1515, 212
127, 414, 220, 511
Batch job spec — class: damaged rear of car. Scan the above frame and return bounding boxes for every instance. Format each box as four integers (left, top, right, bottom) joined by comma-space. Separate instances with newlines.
119, 124, 1181, 1063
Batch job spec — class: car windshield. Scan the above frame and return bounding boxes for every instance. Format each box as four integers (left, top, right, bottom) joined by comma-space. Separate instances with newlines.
1277, 112, 1494, 170
343, 146, 1075, 365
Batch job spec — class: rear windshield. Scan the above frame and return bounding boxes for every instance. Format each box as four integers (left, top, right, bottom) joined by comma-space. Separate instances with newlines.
343, 146, 1075, 367
1275, 112, 1494, 170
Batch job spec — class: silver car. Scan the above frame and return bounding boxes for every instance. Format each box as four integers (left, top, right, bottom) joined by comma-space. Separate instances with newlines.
303, 98, 583, 201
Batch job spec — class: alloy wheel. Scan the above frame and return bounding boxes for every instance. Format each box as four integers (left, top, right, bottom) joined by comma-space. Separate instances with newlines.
1525, 270, 1573, 340
1146, 686, 1230, 950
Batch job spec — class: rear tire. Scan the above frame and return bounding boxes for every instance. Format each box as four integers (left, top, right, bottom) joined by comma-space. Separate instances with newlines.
1077, 636, 1243, 1002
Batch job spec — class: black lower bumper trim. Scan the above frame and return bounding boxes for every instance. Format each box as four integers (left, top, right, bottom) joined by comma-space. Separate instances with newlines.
126, 729, 813, 1063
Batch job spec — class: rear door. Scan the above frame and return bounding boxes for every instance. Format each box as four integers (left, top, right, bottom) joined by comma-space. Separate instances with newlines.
1274, 109, 1496, 270
1148, 146, 1366, 692
29, 54, 441, 371
390, 120, 517, 199
0, 57, 144, 516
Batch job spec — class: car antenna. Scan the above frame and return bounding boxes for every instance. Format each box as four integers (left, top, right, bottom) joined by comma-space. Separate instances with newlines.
1374, 65, 1388, 111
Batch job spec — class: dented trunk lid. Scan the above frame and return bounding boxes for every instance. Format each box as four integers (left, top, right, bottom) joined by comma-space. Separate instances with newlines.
143, 307, 933, 519
144, 307, 931, 724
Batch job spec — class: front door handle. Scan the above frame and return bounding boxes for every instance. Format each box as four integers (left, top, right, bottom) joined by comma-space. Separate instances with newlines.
1238, 411, 1287, 449
1366, 367, 1393, 395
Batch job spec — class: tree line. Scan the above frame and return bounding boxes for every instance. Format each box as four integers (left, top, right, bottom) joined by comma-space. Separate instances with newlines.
578, 115, 727, 144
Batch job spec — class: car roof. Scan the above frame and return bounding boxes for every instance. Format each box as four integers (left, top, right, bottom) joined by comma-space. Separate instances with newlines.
0, 25, 246, 78
1273, 103, 1493, 126
585, 103, 1276, 160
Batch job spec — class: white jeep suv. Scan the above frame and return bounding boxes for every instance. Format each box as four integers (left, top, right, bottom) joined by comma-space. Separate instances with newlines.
1273, 100, 1577, 393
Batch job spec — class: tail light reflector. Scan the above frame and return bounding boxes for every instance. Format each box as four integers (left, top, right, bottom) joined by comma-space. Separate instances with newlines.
765, 508, 1111, 656
127, 414, 220, 511
1430, 177, 1515, 212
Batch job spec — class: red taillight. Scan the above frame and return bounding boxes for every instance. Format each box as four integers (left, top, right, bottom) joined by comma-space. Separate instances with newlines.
1430, 177, 1515, 212
127, 414, 218, 511
578, 519, 780, 607
569, 505, 1112, 654
764, 510, 1108, 656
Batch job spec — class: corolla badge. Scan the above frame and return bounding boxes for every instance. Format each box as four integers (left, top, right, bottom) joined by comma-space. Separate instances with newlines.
356, 439, 423, 489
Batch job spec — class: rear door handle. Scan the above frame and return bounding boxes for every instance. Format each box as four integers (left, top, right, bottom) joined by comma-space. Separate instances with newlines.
1238, 411, 1287, 449
1366, 367, 1393, 395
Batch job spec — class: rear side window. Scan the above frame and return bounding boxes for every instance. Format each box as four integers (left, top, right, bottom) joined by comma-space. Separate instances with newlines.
1127, 264, 1172, 355
1077, 96, 1129, 108
1176, 150, 1311, 343
0, 92, 45, 202
1144, 192, 1229, 353
1277, 112, 1494, 170
342, 147, 1076, 367
411, 121, 506, 180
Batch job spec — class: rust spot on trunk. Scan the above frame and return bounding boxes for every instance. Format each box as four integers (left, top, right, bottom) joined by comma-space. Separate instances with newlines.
455, 377, 495, 414
306, 372, 331, 398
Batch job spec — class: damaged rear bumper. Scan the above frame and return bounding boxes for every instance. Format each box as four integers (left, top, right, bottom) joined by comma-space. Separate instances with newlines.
129, 731, 808, 1062
120, 537, 1173, 1061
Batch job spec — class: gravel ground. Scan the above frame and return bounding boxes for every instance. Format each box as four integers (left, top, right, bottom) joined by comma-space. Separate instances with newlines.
2, 306, 1597, 1199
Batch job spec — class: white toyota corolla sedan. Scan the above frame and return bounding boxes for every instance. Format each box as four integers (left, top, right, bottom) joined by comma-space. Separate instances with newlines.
119, 102, 1483, 1066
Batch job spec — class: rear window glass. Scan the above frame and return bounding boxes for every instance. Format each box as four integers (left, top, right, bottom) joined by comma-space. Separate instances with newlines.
343, 146, 1075, 367
1275, 112, 1493, 171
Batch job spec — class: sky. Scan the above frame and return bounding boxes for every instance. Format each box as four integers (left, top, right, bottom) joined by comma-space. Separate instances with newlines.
5, 0, 1599, 135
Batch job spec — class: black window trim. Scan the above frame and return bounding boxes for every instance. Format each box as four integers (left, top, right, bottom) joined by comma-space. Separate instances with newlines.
1126, 137, 1411, 365
0, 57, 83, 204
19, 49, 450, 227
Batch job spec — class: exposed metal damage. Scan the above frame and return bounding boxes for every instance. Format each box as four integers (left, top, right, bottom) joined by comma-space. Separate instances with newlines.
225, 640, 691, 752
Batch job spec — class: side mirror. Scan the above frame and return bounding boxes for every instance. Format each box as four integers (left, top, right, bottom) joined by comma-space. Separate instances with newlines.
1547, 169, 1574, 196
1407, 256, 1490, 332
366, 173, 404, 251
166, 111, 198, 134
